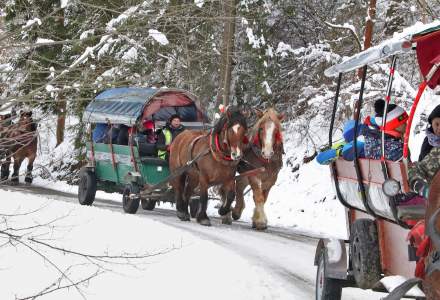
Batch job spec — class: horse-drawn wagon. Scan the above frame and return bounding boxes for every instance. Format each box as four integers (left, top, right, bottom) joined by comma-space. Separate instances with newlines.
78, 87, 209, 214
315, 22, 440, 299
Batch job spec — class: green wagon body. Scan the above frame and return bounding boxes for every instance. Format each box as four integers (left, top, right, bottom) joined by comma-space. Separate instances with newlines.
87, 142, 170, 192
78, 87, 209, 214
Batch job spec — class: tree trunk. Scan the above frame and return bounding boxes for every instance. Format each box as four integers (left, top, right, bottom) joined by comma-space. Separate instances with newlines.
216, 0, 236, 108
56, 98, 66, 147
55, 0, 66, 147
358, 0, 377, 78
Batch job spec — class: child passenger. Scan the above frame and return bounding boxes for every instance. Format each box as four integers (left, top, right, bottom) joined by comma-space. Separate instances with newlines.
364, 99, 408, 161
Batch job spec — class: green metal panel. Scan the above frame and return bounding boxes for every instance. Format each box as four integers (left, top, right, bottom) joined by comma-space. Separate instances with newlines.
139, 162, 170, 185
86, 142, 170, 186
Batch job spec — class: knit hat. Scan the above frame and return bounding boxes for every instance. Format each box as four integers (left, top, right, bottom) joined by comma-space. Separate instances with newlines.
143, 119, 154, 130
428, 104, 440, 125
373, 99, 408, 132
169, 114, 181, 122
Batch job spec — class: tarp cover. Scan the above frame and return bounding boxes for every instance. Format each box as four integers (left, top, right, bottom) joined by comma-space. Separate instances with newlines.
83, 87, 205, 125
415, 30, 440, 89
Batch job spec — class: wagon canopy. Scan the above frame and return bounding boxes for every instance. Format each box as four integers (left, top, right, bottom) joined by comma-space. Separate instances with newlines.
324, 20, 440, 81
83, 87, 208, 125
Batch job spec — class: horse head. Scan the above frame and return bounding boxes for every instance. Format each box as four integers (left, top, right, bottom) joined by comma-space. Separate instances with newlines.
214, 106, 248, 161
254, 108, 284, 160
18, 110, 35, 132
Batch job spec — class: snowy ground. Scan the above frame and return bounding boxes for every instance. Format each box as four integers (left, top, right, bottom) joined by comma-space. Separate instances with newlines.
1, 187, 406, 300
0, 189, 295, 300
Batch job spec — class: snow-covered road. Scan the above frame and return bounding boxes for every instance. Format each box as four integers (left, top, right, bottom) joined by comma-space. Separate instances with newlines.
1, 184, 393, 299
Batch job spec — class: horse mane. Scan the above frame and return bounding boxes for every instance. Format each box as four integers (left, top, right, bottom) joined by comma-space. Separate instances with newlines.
213, 106, 247, 134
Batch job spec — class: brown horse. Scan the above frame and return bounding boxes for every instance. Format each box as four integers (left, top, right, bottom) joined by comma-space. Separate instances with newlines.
169, 106, 248, 226
221, 108, 284, 230
2, 111, 38, 185
422, 171, 440, 299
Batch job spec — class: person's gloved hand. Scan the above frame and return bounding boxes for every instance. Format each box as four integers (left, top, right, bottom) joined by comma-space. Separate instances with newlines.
413, 179, 430, 199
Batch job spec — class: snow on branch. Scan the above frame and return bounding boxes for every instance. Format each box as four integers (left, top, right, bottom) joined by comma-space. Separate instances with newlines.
323, 21, 362, 52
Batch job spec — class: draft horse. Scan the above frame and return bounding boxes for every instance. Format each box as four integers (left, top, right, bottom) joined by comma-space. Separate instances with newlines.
221, 108, 284, 230
1, 111, 38, 185
169, 106, 247, 226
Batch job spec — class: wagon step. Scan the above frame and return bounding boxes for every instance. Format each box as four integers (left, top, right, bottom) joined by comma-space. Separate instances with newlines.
379, 275, 425, 299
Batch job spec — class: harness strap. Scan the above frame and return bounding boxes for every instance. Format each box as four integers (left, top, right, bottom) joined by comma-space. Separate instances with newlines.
187, 134, 207, 171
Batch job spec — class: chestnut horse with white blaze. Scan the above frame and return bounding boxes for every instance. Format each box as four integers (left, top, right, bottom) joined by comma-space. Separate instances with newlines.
169, 106, 248, 226
221, 108, 284, 230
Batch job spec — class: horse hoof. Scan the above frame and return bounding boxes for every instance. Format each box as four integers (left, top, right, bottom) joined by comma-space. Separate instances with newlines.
177, 211, 190, 221
10, 179, 19, 186
222, 217, 232, 225
232, 211, 242, 221
218, 206, 230, 216
25, 177, 33, 184
253, 223, 267, 231
198, 218, 211, 226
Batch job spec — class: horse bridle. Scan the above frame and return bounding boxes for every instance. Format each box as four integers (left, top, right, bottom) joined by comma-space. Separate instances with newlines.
250, 120, 283, 163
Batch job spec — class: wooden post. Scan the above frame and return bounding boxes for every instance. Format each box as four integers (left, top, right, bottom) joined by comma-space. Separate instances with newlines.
216, 0, 236, 107
358, 0, 377, 78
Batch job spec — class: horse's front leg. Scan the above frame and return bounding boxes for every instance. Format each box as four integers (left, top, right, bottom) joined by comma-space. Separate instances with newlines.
218, 179, 235, 216
232, 177, 247, 221
250, 178, 267, 230
25, 153, 36, 184
10, 157, 23, 185
1, 155, 11, 182
197, 178, 211, 226
219, 187, 232, 225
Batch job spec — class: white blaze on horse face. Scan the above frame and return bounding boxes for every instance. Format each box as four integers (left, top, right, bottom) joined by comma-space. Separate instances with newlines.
232, 124, 241, 134
230, 124, 242, 160
262, 121, 275, 158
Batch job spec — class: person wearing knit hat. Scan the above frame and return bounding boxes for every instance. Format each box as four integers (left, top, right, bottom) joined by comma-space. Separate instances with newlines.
418, 104, 440, 161
157, 114, 185, 160
373, 99, 409, 138
408, 105, 440, 200
363, 99, 409, 161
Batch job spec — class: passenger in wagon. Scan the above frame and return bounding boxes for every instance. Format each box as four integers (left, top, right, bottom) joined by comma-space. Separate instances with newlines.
142, 119, 157, 143
418, 104, 440, 161
363, 99, 408, 161
92, 123, 108, 143
408, 147, 440, 200
157, 114, 186, 160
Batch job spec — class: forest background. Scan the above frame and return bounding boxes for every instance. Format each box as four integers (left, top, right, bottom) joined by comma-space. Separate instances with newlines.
1, 0, 439, 178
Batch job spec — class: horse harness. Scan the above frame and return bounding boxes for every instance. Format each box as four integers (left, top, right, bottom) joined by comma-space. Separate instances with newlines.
185, 128, 239, 168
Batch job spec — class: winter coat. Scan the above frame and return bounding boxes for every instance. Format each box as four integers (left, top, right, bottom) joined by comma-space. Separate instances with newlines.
418, 136, 432, 162
408, 146, 440, 189
363, 128, 403, 161
157, 124, 185, 159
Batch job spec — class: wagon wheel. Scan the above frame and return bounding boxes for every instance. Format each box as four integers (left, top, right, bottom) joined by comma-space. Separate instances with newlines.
122, 184, 140, 214
78, 167, 97, 206
190, 197, 199, 218
349, 219, 381, 289
141, 198, 156, 210
315, 249, 342, 300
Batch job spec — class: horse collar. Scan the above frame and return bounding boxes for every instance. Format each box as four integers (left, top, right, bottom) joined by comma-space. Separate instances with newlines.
209, 130, 234, 163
